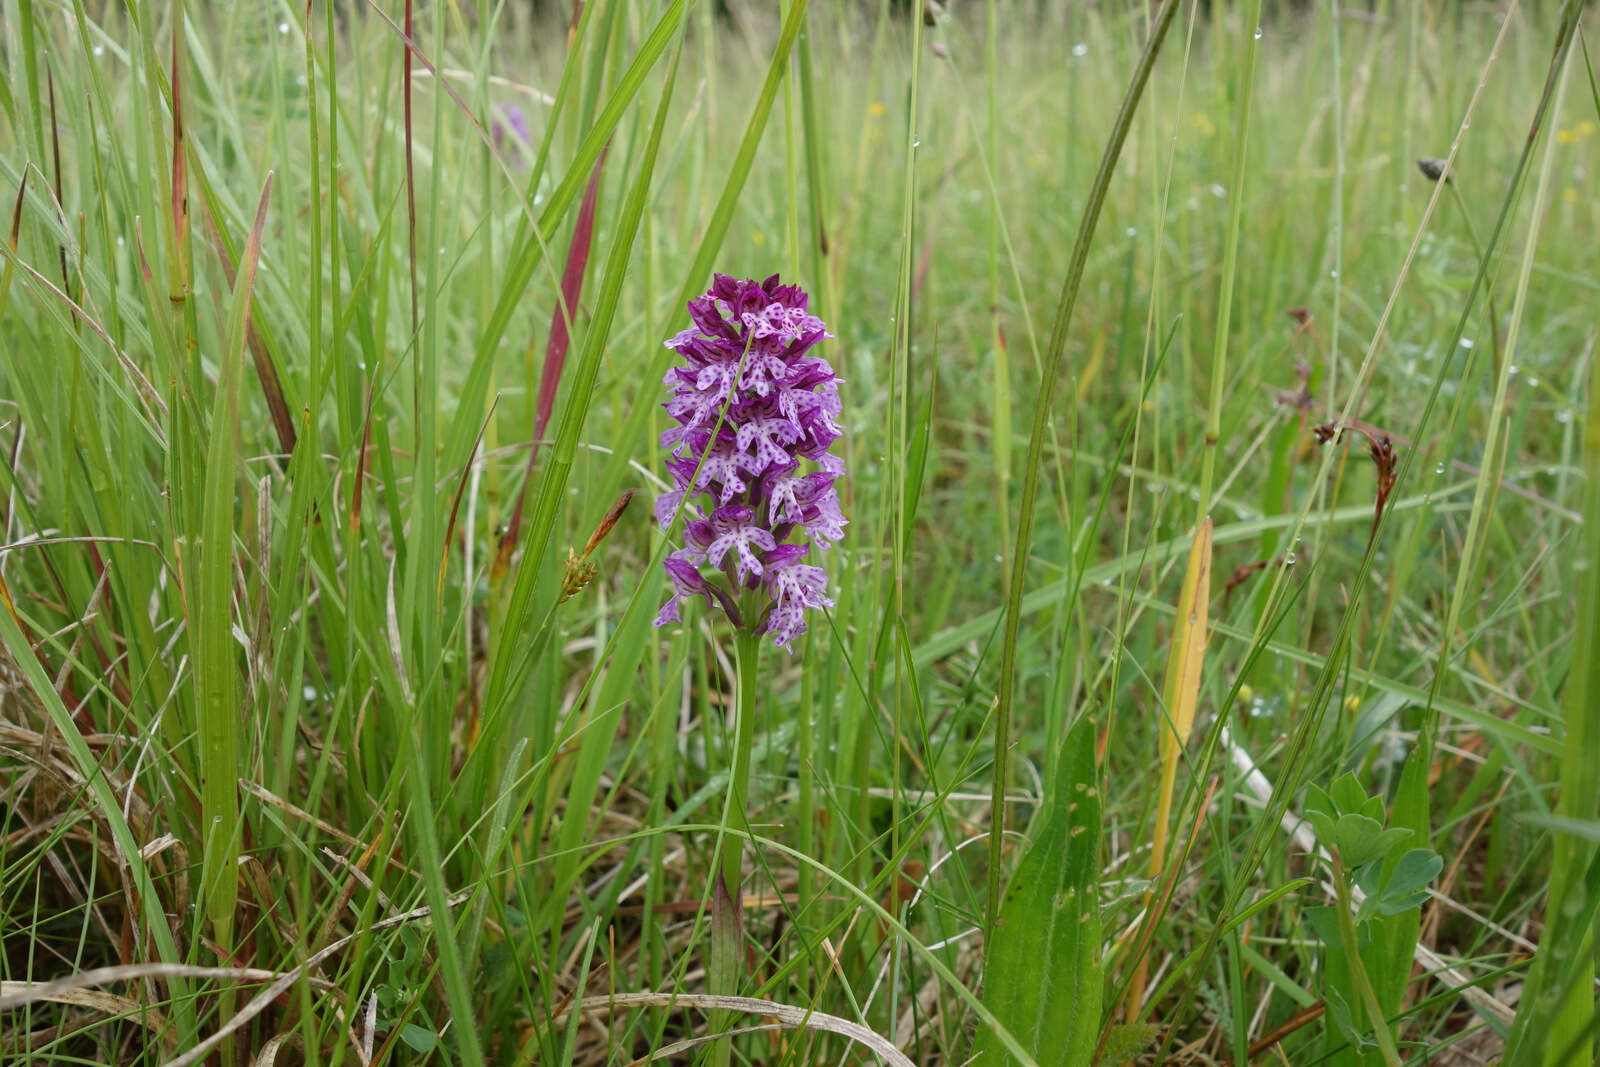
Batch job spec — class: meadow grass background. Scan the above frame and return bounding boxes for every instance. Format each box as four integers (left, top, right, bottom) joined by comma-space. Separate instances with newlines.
1, 0, 1598, 1063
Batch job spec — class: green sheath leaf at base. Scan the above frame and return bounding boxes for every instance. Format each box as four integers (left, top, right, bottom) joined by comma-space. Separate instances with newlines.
972, 718, 1102, 1066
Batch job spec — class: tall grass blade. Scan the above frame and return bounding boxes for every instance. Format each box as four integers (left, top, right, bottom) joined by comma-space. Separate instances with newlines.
1194, 0, 1264, 521
989, 0, 1181, 940
447, 0, 688, 466
481, 24, 685, 745
1504, 170, 1600, 1067
495, 147, 607, 577
1130, 515, 1212, 1015
199, 199, 296, 457
193, 173, 273, 941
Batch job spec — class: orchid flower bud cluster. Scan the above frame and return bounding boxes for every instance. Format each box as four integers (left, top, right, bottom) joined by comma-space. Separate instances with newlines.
653, 274, 845, 649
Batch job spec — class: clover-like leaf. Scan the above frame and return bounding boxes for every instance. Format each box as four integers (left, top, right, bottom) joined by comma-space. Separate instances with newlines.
1331, 773, 1369, 817
1332, 813, 1385, 867
1373, 848, 1442, 915
1336, 815, 1409, 870
1305, 782, 1335, 819
1383, 848, 1443, 899
1305, 807, 1338, 847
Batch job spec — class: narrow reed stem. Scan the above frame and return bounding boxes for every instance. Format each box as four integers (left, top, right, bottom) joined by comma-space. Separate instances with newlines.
1443, 182, 1505, 381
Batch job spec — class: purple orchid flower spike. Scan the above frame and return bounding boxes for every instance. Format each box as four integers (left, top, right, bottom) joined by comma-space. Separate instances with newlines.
653, 274, 845, 649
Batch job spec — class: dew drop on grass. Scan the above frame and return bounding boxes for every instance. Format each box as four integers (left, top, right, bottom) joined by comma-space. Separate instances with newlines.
302, 685, 318, 702
1435, 462, 1445, 475
1508, 364, 1520, 376
1284, 552, 1297, 565
278, 21, 290, 34
912, 139, 921, 149
93, 44, 105, 56
1329, 269, 1339, 279
1557, 409, 1573, 424
1254, 25, 1264, 39
1210, 183, 1227, 198
1126, 226, 1138, 237
1459, 337, 1475, 349
1528, 376, 1540, 388
1072, 42, 1088, 57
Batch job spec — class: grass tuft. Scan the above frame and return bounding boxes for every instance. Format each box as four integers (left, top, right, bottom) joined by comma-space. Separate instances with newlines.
2, 2, 1597, 1063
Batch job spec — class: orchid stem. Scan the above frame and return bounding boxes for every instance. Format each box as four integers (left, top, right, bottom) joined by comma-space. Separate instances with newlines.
709, 627, 760, 1067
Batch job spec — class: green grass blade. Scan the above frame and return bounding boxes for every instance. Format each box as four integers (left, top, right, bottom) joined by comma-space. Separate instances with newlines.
194, 173, 272, 941
989, 0, 1182, 942
1504, 134, 1600, 1067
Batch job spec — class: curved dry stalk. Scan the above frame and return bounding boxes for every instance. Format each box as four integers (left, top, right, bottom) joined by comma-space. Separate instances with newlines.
0, 981, 174, 1049
558, 991, 916, 1067
0, 964, 337, 1013
145, 892, 468, 1067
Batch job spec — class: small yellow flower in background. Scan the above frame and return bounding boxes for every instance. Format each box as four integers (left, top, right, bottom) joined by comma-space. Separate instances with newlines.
1579, 120, 1597, 137
1191, 111, 1216, 137
1557, 128, 1581, 145
1344, 693, 1361, 713
1238, 683, 1255, 705
1564, 187, 1580, 205
752, 230, 766, 246
869, 100, 886, 118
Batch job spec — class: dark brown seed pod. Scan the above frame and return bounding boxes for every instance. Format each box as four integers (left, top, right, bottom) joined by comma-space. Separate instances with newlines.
1417, 157, 1451, 183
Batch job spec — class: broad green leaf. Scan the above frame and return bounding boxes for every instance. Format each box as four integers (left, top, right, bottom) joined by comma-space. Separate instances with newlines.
972, 718, 1102, 1066
399, 1023, 438, 1053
